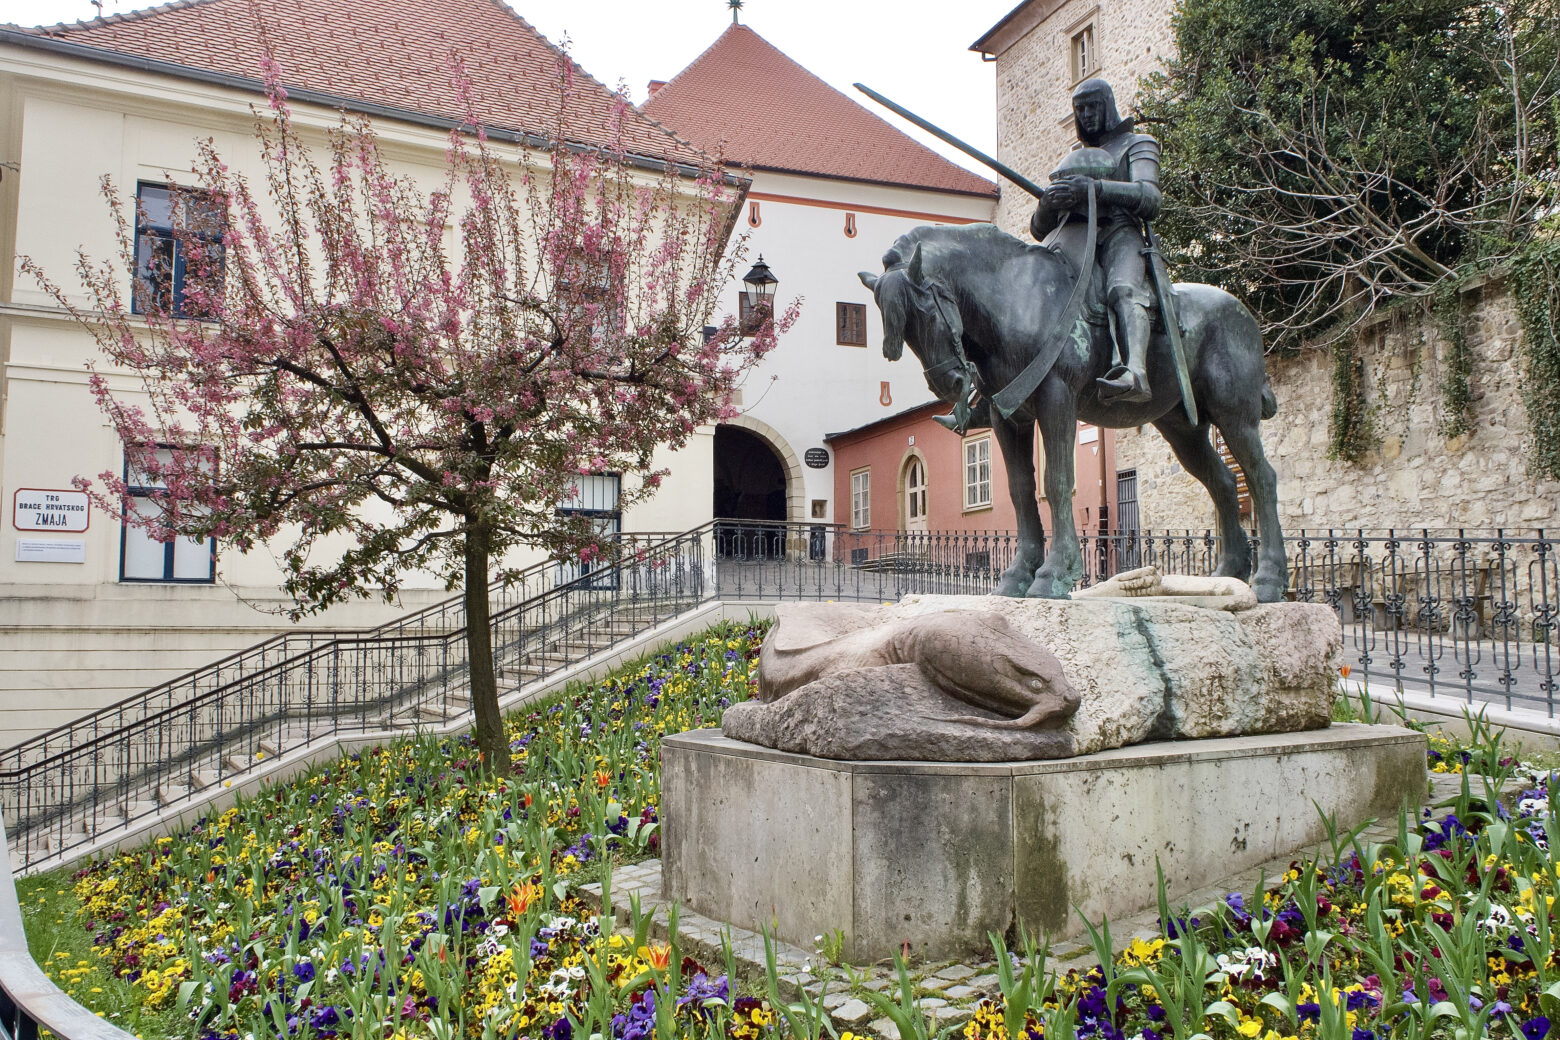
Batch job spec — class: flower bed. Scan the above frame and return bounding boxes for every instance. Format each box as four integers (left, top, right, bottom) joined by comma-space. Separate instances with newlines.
22, 622, 1560, 1040
963, 724, 1560, 1040
35, 621, 771, 1039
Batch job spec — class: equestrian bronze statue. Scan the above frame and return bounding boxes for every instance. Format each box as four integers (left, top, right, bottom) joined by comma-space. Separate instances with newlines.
855, 78, 1288, 603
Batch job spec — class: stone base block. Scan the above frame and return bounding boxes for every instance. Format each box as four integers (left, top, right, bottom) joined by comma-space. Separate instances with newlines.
661, 724, 1426, 963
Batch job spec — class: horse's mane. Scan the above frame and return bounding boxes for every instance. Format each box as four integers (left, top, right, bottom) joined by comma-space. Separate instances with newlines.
880, 223, 1034, 275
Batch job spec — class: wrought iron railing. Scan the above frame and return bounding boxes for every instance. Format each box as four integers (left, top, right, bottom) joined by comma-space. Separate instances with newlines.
0, 545, 577, 790
0, 527, 706, 871
3, 522, 1557, 875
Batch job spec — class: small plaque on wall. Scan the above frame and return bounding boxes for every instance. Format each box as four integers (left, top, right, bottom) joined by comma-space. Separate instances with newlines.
804, 448, 830, 469
16, 539, 86, 563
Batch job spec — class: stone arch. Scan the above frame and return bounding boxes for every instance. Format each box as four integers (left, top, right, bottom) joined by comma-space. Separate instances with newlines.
714, 415, 807, 530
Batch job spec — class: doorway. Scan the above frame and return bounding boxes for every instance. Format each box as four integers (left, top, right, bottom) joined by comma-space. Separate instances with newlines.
713, 424, 788, 556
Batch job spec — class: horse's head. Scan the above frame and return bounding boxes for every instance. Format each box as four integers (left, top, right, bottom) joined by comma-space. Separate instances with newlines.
857, 243, 969, 402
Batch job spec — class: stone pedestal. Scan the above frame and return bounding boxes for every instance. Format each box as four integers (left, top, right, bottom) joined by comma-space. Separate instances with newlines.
661, 724, 1426, 963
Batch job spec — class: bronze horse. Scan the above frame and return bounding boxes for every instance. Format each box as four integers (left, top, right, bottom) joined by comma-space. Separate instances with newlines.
858, 223, 1287, 603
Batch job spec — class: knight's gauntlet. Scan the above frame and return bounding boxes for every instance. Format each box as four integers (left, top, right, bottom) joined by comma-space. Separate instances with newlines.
1095, 177, 1162, 220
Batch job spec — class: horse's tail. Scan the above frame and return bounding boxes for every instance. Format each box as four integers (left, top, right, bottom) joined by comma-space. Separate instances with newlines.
1260, 378, 1278, 421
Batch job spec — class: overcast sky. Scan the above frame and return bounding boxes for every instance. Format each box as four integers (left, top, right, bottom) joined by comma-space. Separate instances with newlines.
5, 0, 1022, 178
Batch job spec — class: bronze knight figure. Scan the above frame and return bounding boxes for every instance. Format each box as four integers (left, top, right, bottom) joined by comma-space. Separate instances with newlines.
1033, 79, 1162, 405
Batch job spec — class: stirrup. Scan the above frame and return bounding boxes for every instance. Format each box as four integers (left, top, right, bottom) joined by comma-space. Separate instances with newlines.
1097, 366, 1150, 404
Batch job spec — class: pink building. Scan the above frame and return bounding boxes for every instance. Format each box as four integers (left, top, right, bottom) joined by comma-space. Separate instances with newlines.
825, 401, 1121, 537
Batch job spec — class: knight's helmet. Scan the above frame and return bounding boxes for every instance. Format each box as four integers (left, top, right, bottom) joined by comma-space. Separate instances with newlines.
1071, 78, 1125, 145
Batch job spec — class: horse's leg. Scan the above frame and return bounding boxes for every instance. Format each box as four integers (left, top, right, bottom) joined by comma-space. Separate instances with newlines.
1028, 382, 1083, 598
992, 415, 1045, 597
1151, 414, 1250, 580
1218, 420, 1288, 602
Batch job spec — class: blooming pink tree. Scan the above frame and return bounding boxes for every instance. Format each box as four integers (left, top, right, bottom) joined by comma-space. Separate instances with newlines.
25, 61, 794, 775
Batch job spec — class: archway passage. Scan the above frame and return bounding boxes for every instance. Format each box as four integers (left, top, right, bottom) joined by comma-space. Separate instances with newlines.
713, 424, 788, 556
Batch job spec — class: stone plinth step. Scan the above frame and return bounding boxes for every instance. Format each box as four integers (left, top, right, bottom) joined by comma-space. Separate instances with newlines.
662, 724, 1428, 963
118, 799, 158, 821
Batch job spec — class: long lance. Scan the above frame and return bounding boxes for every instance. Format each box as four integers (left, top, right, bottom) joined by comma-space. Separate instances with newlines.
853, 83, 1047, 201
855, 82, 1199, 427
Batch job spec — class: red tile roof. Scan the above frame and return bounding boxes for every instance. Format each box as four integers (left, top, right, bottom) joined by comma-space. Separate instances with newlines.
17, 0, 705, 164
642, 24, 996, 198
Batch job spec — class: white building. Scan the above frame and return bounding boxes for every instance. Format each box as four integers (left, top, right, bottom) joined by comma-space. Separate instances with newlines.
0, 0, 728, 745
642, 22, 996, 532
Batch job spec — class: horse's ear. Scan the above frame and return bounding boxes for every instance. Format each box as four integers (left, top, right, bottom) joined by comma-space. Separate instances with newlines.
858, 271, 879, 292
906, 243, 924, 285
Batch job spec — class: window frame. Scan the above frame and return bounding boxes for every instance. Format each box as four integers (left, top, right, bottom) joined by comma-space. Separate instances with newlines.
1069, 21, 1097, 84
850, 468, 871, 530
737, 293, 771, 338
132, 181, 226, 320
836, 302, 868, 347
963, 435, 993, 512
556, 473, 623, 589
119, 445, 217, 584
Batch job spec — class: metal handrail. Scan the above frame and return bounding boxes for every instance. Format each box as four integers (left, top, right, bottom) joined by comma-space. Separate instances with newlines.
0, 524, 718, 868
0, 545, 573, 766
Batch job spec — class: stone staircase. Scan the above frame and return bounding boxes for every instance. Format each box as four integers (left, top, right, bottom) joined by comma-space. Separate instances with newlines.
12, 597, 705, 871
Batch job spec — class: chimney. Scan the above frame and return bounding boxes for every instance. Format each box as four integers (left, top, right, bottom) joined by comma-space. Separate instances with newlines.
647, 80, 667, 97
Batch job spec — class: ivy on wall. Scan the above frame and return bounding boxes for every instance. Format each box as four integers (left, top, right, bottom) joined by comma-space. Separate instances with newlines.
1327, 336, 1375, 463
1510, 239, 1560, 481
1432, 285, 1474, 442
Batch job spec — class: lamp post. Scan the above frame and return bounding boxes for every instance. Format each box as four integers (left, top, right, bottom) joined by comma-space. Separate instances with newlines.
741, 255, 778, 310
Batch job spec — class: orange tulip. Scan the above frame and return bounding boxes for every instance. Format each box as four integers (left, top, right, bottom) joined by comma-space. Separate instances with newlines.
595, 770, 612, 789
1340, 665, 1352, 679
506, 882, 542, 919
640, 944, 672, 971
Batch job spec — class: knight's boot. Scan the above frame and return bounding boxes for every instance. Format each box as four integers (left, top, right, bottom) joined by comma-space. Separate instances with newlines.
1097, 286, 1153, 404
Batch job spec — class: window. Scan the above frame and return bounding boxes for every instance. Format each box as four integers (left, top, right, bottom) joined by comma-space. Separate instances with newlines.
1070, 24, 1096, 83
836, 302, 868, 346
904, 457, 927, 528
120, 446, 215, 583
556, 473, 622, 588
850, 469, 871, 530
737, 294, 770, 337
133, 182, 225, 318
964, 436, 992, 510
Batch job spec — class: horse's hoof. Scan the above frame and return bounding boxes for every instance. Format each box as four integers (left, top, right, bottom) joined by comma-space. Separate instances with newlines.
1026, 573, 1073, 599
1253, 579, 1285, 604
995, 574, 1030, 597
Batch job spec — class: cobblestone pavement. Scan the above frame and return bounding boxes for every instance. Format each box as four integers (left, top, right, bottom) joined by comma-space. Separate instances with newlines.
581, 769, 1521, 1039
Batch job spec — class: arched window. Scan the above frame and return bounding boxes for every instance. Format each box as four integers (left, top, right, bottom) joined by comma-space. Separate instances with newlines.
903, 456, 928, 532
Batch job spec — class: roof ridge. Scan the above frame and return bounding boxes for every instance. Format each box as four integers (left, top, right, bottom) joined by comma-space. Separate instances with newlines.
481, 0, 715, 164
638, 20, 742, 109
20, 0, 222, 36
643, 23, 995, 196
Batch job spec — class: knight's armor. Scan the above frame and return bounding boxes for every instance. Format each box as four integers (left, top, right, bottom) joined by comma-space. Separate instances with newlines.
1031, 78, 1161, 404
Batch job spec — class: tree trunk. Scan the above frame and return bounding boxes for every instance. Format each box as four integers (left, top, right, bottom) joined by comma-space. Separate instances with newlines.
464, 522, 509, 776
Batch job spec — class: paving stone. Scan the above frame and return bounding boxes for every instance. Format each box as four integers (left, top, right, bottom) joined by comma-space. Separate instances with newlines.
965, 973, 1000, 992
917, 997, 948, 1009
857, 976, 893, 992
919, 975, 953, 991
932, 963, 976, 982
868, 1018, 903, 1040
832, 998, 874, 1025
822, 992, 851, 1010
941, 984, 980, 1002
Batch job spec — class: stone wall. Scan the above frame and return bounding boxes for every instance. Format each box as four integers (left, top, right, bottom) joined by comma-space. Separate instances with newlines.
984, 0, 1179, 236
1118, 284, 1560, 534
